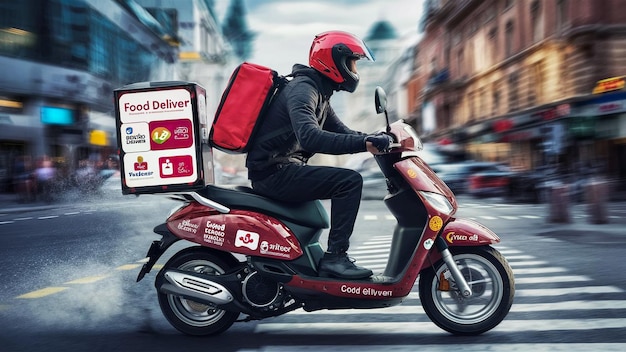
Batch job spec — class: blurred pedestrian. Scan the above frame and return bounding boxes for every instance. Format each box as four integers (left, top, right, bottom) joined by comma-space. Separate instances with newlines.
34, 156, 57, 202
13, 155, 35, 202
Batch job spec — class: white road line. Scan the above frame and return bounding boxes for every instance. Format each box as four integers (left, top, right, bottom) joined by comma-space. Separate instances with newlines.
255, 344, 626, 352
357, 244, 390, 250
514, 275, 592, 284
521, 215, 541, 219
282, 300, 626, 315
497, 249, 523, 254
0, 221, 14, 225
515, 286, 623, 296
480, 216, 498, 220
352, 253, 389, 259
363, 215, 378, 220
37, 215, 59, 220
513, 267, 567, 274
509, 260, 548, 267
13, 217, 33, 221
64, 212, 81, 215
504, 255, 536, 260
255, 318, 626, 334
350, 249, 393, 255
500, 216, 519, 220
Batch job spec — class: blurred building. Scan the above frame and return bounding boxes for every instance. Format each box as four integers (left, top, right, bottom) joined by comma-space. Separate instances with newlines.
0, 0, 181, 191
343, 20, 405, 134
410, 0, 626, 187
134, 0, 253, 174
134, 0, 235, 122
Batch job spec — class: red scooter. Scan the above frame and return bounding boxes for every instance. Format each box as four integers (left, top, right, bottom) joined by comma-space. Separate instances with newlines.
137, 87, 515, 336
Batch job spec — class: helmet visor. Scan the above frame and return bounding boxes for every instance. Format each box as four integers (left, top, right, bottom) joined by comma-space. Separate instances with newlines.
354, 38, 375, 62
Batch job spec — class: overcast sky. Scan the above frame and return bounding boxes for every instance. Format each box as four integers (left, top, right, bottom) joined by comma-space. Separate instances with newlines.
214, 0, 424, 74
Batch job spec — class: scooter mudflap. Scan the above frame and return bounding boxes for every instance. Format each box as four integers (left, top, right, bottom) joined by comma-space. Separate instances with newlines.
136, 240, 161, 282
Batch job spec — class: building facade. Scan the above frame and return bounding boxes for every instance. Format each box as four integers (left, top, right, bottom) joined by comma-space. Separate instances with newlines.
0, 0, 181, 191
411, 0, 626, 187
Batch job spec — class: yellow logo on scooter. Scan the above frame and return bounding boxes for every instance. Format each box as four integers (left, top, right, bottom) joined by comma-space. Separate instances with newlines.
429, 216, 443, 231
407, 169, 417, 178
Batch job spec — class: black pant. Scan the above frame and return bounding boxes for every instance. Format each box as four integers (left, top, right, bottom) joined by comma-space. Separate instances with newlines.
250, 163, 363, 254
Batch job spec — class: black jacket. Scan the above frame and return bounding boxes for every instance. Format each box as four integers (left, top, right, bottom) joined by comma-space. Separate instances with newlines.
246, 64, 367, 180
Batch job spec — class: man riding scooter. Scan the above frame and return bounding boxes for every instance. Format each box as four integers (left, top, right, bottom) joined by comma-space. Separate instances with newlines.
245, 30, 394, 279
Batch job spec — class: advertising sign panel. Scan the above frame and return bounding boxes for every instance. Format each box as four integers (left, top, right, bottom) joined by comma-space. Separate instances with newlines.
114, 81, 214, 194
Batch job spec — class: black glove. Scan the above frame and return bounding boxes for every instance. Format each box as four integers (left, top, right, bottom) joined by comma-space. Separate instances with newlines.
365, 134, 394, 153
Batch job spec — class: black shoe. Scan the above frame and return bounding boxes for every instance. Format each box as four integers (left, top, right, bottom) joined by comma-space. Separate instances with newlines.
318, 252, 373, 280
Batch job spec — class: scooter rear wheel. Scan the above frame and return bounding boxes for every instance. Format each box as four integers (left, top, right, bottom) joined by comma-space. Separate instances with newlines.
157, 248, 240, 336
418, 245, 514, 335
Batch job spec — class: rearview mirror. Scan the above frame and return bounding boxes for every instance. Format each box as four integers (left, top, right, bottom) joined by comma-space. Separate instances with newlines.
374, 86, 387, 114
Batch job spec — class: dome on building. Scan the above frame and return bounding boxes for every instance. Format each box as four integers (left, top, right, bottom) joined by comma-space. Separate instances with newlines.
365, 20, 398, 41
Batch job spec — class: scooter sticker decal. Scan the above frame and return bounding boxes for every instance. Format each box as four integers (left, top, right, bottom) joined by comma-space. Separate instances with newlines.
259, 240, 293, 258
204, 220, 226, 246
423, 238, 434, 250
407, 168, 417, 178
235, 230, 260, 250
446, 231, 479, 244
429, 215, 443, 231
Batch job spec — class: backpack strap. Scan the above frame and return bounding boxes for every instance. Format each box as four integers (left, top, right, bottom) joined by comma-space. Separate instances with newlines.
255, 76, 326, 146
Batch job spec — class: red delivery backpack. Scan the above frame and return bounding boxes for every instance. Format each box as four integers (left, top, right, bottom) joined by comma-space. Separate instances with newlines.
210, 62, 289, 153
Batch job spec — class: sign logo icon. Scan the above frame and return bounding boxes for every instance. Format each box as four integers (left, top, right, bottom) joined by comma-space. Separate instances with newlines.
126, 127, 133, 134
152, 127, 171, 144
134, 156, 148, 171
234, 230, 259, 250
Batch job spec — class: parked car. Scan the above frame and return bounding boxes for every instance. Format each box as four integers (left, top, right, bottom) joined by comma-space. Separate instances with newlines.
507, 166, 591, 203
467, 164, 513, 198
432, 161, 507, 194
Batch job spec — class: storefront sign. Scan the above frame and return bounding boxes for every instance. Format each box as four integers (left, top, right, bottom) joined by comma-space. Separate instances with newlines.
597, 101, 624, 114
593, 76, 626, 94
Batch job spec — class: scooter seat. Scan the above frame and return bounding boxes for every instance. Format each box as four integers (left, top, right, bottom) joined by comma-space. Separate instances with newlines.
198, 185, 330, 229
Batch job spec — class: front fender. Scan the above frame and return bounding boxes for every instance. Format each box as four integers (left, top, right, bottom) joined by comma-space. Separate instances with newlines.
441, 218, 500, 246
420, 218, 500, 272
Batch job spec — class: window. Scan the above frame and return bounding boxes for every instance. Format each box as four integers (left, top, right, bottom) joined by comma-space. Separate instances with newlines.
469, 91, 476, 121
508, 73, 519, 111
489, 27, 498, 64
557, 0, 569, 31
456, 48, 463, 76
530, 1, 543, 43
481, 88, 487, 117
529, 61, 544, 105
505, 21, 514, 57
492, 82, 500, 116
504, 0, 514, 11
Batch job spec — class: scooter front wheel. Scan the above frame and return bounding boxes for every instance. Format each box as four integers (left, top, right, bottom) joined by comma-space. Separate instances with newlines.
157, 248, 240, 336
419, 245, 514, 335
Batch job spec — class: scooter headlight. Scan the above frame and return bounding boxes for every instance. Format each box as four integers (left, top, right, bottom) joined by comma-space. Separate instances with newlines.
418, 191, 454, 215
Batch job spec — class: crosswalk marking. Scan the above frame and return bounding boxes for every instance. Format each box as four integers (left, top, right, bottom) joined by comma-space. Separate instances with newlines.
515, 286, 623, 296
515, 275, 591, 284
252, 235, 626, 350
255, 318, 626, 334
248, 344, 626, 352
280, 300, 626, 316
358, 213, 590, 221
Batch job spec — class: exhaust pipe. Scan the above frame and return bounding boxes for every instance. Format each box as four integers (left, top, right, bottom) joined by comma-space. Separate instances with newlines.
160, 270, 234, 305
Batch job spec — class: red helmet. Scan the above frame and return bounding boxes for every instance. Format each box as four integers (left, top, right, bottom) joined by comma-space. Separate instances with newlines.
309, 30, 375, 92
